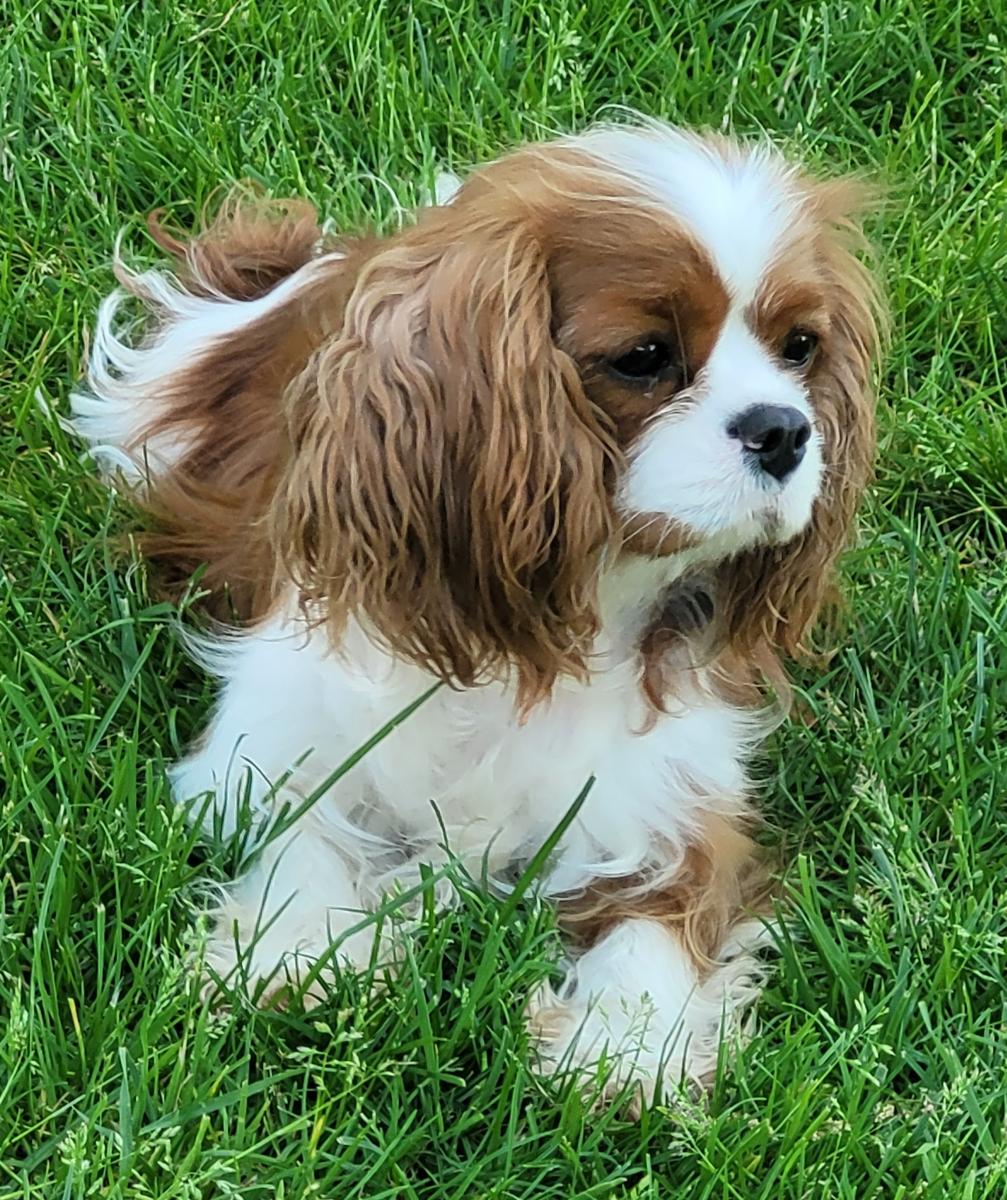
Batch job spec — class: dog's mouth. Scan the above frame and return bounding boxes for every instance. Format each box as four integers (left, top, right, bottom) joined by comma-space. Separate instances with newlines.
753, 503, 787, 540
619, 512, 702, 558
619, 508, 788, 561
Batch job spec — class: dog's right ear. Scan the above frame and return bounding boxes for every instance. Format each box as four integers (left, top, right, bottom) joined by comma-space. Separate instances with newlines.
272, 204, 617, 704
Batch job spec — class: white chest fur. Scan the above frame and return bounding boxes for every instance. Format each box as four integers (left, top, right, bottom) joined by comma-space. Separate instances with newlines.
173, 570, 762, 901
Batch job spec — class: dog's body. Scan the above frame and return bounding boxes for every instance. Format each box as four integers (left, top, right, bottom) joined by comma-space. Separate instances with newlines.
72, 120, 881, 1105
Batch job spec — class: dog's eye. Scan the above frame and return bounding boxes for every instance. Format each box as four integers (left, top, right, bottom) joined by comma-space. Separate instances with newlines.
607, 339, 675, 380
781, 329, 819, 366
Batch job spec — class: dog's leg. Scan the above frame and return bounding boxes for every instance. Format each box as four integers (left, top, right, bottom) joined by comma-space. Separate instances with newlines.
527, 917, 770, 1111
201, 825, 375, 1007
172, 618, 387, 1006
528, 813, 772, 1110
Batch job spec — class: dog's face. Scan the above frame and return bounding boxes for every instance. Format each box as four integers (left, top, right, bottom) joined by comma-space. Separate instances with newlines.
546, 187, 827, 557
274, 125, 881, 699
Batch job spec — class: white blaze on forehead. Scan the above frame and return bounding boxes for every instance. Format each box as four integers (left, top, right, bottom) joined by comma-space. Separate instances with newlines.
566, 123, 804, 304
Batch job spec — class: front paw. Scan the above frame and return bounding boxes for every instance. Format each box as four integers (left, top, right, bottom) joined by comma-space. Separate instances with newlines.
199, 925, 337, 1010
526, 919, 767, 1113
195, 892, 375, 1011
527, 975, 717, 1114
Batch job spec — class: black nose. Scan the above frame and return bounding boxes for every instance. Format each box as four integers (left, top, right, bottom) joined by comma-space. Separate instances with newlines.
727, 404, 811, 482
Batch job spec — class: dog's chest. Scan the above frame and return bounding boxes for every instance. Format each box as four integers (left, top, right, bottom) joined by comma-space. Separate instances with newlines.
331, 639, 750, 876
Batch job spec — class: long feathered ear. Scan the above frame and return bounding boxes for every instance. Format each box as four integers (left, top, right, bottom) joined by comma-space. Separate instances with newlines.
719, 178, 885, 673
271, 206, 617, 702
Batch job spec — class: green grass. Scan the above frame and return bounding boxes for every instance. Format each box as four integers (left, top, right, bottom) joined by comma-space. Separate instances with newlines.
3, 0, 1007, 1195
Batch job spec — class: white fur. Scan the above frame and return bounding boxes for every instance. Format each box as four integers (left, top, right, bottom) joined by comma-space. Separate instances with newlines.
173, 590, 762, 900
568, 121, 805, 302
72, 121, 827, 1101
202, 819, 377, 1005
433, 170, 463, 205
528, 918, 771, 1106
621, 312, 824, 542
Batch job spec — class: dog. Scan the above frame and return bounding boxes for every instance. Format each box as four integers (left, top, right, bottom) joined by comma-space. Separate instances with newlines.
71, 118, 882, 1107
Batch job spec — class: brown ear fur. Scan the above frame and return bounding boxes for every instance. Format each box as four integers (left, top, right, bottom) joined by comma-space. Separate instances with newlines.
271, 205, 618, 703
145, 184, 326, 301
718, 180, 884, 677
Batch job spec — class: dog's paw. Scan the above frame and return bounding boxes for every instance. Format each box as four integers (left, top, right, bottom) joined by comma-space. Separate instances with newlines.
198, 926, 340, 1010
193, 893, 380, 1011
527, 982, 674, 1116
526, 919, 768, 1113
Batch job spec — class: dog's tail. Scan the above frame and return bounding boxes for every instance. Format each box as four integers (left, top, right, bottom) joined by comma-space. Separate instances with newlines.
70, 188, 349, 617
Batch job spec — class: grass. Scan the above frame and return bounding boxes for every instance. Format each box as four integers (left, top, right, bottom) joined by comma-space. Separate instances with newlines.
2, 0, 1006, 1195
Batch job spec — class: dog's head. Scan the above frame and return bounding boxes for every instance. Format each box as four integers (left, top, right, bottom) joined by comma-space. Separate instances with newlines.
274, 122, 882, 701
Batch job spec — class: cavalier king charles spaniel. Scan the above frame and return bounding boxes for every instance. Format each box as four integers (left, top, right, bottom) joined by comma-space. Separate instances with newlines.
72, 118, 881, 1107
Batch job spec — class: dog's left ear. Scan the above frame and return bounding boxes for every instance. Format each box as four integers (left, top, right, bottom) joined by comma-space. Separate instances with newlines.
720, 177, 885, 666
272, 204, 617, 703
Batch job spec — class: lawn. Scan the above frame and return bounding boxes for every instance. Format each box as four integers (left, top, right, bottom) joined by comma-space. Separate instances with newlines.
3, 0, 1007, 1195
